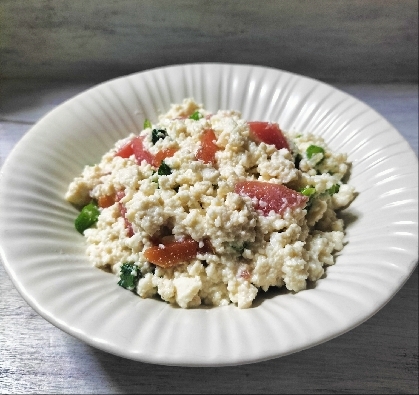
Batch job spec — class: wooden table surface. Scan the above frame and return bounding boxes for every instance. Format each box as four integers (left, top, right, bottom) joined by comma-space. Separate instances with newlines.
0, 80, 417, 394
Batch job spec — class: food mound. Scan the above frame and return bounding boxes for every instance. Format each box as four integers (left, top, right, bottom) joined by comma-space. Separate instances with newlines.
66, 99, 355, 309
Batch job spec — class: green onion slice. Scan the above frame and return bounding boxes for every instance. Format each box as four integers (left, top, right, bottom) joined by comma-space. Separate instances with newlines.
189, 111, 203, 121
152, 129, 168, 144
75, 201, 100, 234
118, 262, 140, 290
306, 145, 325, 159
230, 242, 249, 256
158, 160, 172, 176
300, 187, 316, 196
327, 184, 340, 195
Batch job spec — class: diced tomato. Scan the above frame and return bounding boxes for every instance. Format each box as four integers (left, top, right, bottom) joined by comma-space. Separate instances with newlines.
115, 139, 134, 158
196, 129, 219, 165
235, 180, 308, 216
116, 136, 177, 168
198, 238, 214, 254
153, 148, 177, 167
248, 122, 290, 151
144, 238, 199, 268
131, 136, 154, 165
116, 191, 134, 237
97, 195, 115, 208
239, 269, 251, 280
115, 136, 154, 166
115, 191, 125, 202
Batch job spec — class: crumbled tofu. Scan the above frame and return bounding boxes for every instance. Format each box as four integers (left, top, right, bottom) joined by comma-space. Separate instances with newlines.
66, 98, 355, 309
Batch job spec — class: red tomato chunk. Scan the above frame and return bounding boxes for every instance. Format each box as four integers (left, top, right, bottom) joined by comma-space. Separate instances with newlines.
235, 180, 308, 216
116, 191, 134, 237
248, 122, 290, 151
115, 137, 154, 165
116, 137, 177, 168
144, 238, 199, 268
196, 129, 219, 164
98, 195, 115, 208
115, 140, 134, 158
131, 136, 154, 165
153, 148, 177, 167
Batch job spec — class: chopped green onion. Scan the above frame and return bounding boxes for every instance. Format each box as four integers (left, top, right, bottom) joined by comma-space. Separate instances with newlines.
150, 171, 159, 185
118, 262, 141, 291
294, 153, 302, 169
306, 145, 325, 159
327, 184, 340, 195
151, 128, 168, 144
158, 160, 172, 176
75, 201, 100, 234
144, 119, 152, 129
189, 111, 203, 121
300, 187, 316, 196
230, 242, 249, 256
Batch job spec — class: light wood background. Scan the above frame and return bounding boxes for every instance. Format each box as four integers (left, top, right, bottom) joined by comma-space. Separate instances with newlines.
1, 0, 418, 83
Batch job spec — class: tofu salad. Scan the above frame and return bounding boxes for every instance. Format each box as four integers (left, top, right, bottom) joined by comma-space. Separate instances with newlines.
66, 98, 355, 309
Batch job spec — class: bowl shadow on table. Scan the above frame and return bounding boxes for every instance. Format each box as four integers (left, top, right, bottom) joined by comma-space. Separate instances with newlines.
86, 274, 418, 394
88, 333, 319, 394
76, 263, 419, 394
86, 279, 326, 393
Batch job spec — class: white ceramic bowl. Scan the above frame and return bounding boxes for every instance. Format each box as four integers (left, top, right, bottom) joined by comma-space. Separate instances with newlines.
0, 63, 417, 366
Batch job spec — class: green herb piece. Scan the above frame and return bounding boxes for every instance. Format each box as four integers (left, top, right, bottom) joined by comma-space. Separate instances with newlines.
75, 201, 100, 234
150, 171, 159, 186
300, 186, 316, 196
230, 242, 249, 256
294, 153, 302, 169
306, 145, 325, 159
151, 128, 168, 144
189, 111, 203, 121
305, 198, 314, 210
144, 119, 152, 129
327, 184, 340, 195
158, 160, 172, 176
118, 262, 141, 291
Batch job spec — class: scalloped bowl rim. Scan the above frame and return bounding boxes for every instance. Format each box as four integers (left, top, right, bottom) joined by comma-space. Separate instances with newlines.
0, 63, 418, 366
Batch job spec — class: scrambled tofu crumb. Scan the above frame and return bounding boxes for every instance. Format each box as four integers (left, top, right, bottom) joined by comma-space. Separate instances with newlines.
66, 98, 355, 309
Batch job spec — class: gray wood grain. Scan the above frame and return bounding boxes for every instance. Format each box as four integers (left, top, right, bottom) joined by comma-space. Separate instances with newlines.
0, 0, 417, 83
0, 81, 417, 394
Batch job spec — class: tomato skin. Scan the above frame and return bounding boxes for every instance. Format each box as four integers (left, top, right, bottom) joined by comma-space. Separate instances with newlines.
116, 191, 134, 237
235, 180, 308, 216
131, 136, 155, 165
115, 137, 154, 166
248, 122, 289, 151
199, 238, 214, 254
115, 140, 134, 158
196, 129, 218, 164
98, 195, 115, 208
116, 136, 177, 168
153, 148, 177, 167
144, 238, 199, 268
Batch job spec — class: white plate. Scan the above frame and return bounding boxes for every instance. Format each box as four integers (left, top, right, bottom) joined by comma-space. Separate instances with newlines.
0, 64, 417, 366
